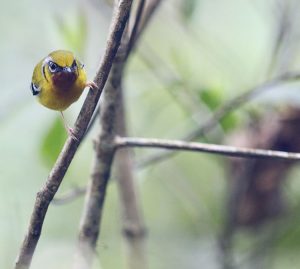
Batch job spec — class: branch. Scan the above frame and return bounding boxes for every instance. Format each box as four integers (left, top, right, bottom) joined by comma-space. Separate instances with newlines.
115, 136, 300, 161
52, 0, 164, 207
72, 68, 119, 269
52, 69, 300, 205
137, 71, 300, 167
136, 0, 163, 39
115, 86, 147, 269
126, 0, 146, 55
52, 186, 86, 205
73, 1, 162, 268
14, 1, 132, 268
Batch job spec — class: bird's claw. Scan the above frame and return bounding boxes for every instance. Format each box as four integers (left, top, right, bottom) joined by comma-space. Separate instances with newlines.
67, 127, 79, 141
86, 81, 98, 90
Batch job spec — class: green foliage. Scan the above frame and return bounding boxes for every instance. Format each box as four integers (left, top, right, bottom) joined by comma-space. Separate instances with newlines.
199, 88, 238, 132
40, 117, 66, 167
55, 10, 87, 56
200, 88, 222, 110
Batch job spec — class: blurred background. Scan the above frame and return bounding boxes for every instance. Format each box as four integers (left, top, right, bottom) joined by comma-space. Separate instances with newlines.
2, 0, 300, 268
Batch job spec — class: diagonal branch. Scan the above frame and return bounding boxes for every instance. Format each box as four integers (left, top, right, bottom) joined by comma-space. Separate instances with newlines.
125, 0, 163, 57
115, 136, 300, 161
14, 1, 132, 269
126, 0, 146, 55
52, 186, 86, 205
137, 71, 300, 167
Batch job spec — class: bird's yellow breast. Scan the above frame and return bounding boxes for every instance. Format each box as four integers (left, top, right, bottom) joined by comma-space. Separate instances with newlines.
37, 71, 86, 111
31, 50, 87, 111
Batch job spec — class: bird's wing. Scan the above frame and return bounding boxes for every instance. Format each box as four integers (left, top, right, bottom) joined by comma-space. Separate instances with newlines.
30, 60, 44, 96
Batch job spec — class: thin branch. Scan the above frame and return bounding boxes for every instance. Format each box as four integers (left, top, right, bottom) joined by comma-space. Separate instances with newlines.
83, 0, 163, 138
51, 70, 300, 205
135, 0, 163, 40
124, 0, 163, 59
51, 0, 164, 207
74, 1, 162, 268
126, 0, 146, 55
72, 68, 119, 269
52, 186, 86, 205
14, 1, 132, 269
115, 85, 147, 269
137, 71, 300, 168
115, 136, 300, 161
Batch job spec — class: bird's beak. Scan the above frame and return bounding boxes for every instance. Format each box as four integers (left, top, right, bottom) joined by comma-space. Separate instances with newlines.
63, 67, 72, 73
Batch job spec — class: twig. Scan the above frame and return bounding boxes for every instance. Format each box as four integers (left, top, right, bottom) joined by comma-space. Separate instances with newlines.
42, 123, 300, 207
137, 71, 300, 168
52, 186, 86, 205
83, 0, 163, 139
135, 0, 163, 40
51, 69, 300, 205
14, 1, 132, 269
115, 136, 300, 161
126, 0, 146, 55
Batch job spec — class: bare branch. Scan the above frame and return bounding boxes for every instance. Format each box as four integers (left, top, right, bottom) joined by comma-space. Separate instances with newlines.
115, 87, 147, 269
14, 1, 132, 268
115, 136, 300, 161
137, 71, 300, 167
52, 70, 300, 205
52, 186, 86, 205
51, 0, 164, 207
126, 0, 146, 55
136, 0, 163, 39
125, 0, 163, 58
73, 69, 119, 269
73, 2, 162, 268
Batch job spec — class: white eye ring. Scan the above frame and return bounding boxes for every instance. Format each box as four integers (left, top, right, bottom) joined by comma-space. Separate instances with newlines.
48, 61, 59, 73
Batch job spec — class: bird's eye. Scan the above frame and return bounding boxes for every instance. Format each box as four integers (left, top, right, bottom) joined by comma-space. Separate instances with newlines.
48, 61, 59, 73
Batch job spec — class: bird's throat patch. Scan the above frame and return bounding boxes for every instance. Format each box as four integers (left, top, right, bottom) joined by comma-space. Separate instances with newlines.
52, 71, 76, 89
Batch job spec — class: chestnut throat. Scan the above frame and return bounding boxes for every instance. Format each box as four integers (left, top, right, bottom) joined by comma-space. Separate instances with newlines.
52, 71, 77, 89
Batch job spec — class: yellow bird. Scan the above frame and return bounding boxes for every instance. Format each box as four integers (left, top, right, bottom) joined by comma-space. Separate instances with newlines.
31, 50, 96, 139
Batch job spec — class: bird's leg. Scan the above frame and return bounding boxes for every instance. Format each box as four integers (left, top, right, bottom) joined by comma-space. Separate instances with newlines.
85, 81, 98, 90
60, 111, 78, 141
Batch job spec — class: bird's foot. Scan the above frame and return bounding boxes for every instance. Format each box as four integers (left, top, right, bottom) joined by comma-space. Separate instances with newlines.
67, 127, 79, 141
86, 81, 98, 90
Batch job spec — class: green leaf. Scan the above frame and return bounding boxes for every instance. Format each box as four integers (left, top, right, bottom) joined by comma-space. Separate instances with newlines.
40, 117, 66, 167
199, 88, 238, 132
199, 88, 222, 110
220, 114, 238, 132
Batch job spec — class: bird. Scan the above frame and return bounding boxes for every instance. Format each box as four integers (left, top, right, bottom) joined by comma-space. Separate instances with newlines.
30, 50, 97, 139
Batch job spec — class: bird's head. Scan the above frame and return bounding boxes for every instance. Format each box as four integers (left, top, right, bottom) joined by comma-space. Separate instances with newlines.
42, 50, 83, 89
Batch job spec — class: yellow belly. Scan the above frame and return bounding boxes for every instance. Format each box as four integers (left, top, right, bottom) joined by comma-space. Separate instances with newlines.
38, 76, 86, 111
